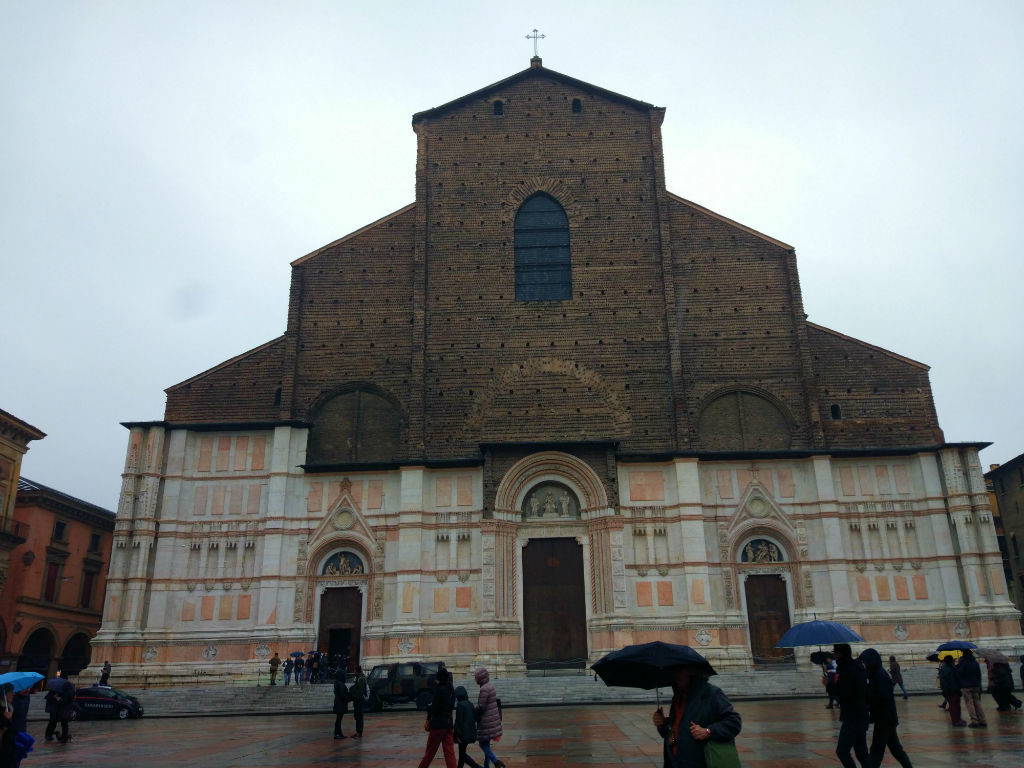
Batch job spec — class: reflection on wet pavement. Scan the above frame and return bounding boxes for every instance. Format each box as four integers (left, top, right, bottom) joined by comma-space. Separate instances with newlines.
24, 697, 1023, 767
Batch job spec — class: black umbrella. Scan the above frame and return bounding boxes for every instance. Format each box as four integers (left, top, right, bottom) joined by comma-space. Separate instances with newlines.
591, 641, 715, 709
47, 677, 72, 693
810, 651, 833, 665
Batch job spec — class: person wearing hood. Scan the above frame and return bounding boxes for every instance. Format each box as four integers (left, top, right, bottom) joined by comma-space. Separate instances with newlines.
860, 649, 912, 768
955, 649, 987, 727
832, 643, 870, 768
985, 659, 1021, 711
454, 685, 483, 768
474, 668, 505, 768
651, 663, 741, 768
938, 655, 965, 726
416, 667, 457, 768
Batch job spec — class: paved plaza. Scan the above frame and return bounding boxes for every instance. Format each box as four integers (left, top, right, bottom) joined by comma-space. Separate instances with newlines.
23, 697, 1023, 768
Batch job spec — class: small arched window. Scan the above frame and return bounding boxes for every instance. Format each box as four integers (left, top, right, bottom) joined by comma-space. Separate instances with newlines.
830, 403, 842, 420
571, 98, 582, 113
514, 193, 571, 301
493, 100, 504, 116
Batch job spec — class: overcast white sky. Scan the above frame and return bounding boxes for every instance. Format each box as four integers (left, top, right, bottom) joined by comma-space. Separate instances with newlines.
3, 1, 1023, 510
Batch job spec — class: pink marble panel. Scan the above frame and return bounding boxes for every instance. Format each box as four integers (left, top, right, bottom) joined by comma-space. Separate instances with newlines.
307, 482, 323, 513
839, 467, 856, 497
894, 465, 910, 494
247, 484, 262, 515
455, 586, 472, 610
990, 566, 1005, 595
436, 477, 453, 507
736, 469, 752, 490
875, 575, 891, 601
858, 466, 875, 497
368, 480, 384, 509
629, 471, 665, 502
193, 486, 208, 516
716, 470, 733, 499
251, 436, 266, 471
690, 579, 706, 605
856, 575, 872, 601
776, 468, 795, 498
236, 594, 251, 620
201, 596, 215, 621
974, 568, 987, 596
198, 438, 213, 472
636, 582, 653, 607
656, 581, 674, 606
433, 587, 450, 614
456, 475, 472, 506
228, 486, 243, 516
216, 437, 231, 472
875, 466, 892, 495
181, 601, 195, 622
912, 573, 928, 599
893, 575, 909, 600
233, 436, 249, 471
211, 486, 225, 515
218, 595, 233, 620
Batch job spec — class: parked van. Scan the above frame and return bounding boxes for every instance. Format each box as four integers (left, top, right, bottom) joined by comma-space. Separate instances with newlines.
367, 660, 445, 710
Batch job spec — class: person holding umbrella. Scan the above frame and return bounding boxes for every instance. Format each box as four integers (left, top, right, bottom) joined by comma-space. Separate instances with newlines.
43, 676, 75, 744
832, 643, 870, 768
955, 649, 987, 727
938, 655, 965, 726
650, 663, 741, 768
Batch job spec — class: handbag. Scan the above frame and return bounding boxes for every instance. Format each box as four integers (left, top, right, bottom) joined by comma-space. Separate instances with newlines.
704, 739, 742, 768
424, 718, 431, 732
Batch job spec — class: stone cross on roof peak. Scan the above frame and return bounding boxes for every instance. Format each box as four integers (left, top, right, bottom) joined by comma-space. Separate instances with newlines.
526, 28, 545, 67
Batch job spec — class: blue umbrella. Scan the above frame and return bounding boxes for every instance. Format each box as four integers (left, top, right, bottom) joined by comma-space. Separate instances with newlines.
775, 620, 864, 648
46, 677, 72, 693
936, 640, 977, 652
289, 651, 305, 658
0, 671, 44, 694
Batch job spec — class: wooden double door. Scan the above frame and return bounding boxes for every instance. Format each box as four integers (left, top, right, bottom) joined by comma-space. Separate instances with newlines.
744, 574, 794, 664
522, 538, 587, 669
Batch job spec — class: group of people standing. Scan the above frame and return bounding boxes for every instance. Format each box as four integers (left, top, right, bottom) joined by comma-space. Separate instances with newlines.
268, 651, 342, 686
937, 649, 1022, 727
416, 666, 505, 768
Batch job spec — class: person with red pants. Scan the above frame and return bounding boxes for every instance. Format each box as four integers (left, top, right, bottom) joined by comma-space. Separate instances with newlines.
939, 655, 966, 726
417, 667, 457, 768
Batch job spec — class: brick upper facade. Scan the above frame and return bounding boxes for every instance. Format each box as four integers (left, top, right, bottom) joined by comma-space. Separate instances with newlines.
163, 62, 944, 461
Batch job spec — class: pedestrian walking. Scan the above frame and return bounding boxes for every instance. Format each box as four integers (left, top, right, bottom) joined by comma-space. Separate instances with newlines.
454, 685, 483, 768
938, 655, 965, 726
332, 670, 350, 740
350, 665, 367, 738
824, 656, 840, 709
283, 657, 294, 686
832, 643, 870, 768
99, 660, 112, 686
309, 653, 320, 684
416, 667, 457, 768
43, 679, 75, 744
955, 649, 987, 727
985, 660, 1021, 711
294, 655, 305, 685
268, 652, 281, 686
861, 649, 913, 768
888, 655, 908, 700
474, 667, 506, 768
651, 661, 742, 768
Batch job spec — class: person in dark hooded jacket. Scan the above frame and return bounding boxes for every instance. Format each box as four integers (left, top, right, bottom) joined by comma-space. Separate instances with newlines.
332, 671, 350, 739
832, 643, 870, 768
416, 667, 457, 768
860, 648, 912, 768
652, 663, 741, 768
453, 685, 483, 768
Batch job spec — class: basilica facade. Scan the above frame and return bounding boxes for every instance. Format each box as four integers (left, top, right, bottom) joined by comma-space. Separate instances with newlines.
93, 59, 1020, 682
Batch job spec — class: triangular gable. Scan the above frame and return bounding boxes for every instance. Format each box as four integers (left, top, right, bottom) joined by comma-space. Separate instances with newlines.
164, 336, 285, 392
291, 203, 415, 267
666, 192, 794, 250
412, 63, 659, 123
307, 477, 376, 567
806, 322, 930, 370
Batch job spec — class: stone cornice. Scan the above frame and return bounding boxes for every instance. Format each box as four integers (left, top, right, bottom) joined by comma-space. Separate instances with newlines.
16, 492, 115, 529
0, 409, 46, 447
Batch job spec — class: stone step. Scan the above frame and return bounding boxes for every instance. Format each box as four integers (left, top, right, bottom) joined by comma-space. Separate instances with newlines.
29, 666, 952, 720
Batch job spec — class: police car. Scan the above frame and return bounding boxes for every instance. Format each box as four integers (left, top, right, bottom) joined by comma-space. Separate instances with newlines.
71, 685, 144, 720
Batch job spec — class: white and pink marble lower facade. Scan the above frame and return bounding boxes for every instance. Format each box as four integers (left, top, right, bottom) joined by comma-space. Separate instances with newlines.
91, 425, 1022, 684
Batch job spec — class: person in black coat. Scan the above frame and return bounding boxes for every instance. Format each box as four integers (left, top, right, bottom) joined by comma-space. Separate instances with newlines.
652, 663, 742, 768
955, 649, 986, 727
43, 680, 75, 744
860, 648, 912, 768
986, 660, 1021, 711
332, 671, 350, 739
453, 685, 483, 768
833, 643, 871, 768
416, 667, 457, 768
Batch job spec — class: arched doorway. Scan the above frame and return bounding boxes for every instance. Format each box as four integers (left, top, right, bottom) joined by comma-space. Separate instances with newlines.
61, 633, 93, 676
739, 537, 795, 666
314, 549, 367, 675
19, 627, 55, 675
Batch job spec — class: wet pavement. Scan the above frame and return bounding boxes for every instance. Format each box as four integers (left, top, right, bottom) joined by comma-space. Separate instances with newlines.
25, 697, 1023, 767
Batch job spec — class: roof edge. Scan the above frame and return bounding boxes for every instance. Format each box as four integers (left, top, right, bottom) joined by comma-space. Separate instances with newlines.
665, 191, 794, 250
291, 203, 416, 266
806, 322, 930, 370
412, 65, 659, 123
165, 336, 286, 393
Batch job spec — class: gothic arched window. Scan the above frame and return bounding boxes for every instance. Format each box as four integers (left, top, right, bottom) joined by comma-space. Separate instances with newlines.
307, 388, 402, 465
514, 193, 571, 301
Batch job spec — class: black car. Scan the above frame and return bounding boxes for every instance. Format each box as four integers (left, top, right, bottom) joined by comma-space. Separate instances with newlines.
367, 661, 444, 710
72, 685, 144, 720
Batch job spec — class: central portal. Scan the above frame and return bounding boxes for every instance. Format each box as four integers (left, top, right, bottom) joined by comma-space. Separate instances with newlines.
317, 587, 362, 674
522, 537, 587, 669
744, 574, 794, 666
